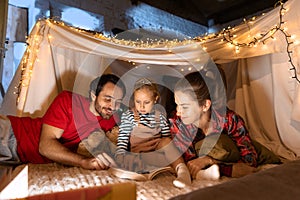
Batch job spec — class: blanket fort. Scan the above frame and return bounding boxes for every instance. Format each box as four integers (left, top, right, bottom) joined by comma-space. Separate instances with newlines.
0, 0, 299, 159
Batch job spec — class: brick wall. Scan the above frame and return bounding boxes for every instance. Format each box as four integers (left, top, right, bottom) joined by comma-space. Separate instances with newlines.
2, 0, 207, 94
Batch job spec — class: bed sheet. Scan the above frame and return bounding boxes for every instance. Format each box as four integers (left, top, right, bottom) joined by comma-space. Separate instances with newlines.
25, 163, 227, 200
171, 159, 300, 200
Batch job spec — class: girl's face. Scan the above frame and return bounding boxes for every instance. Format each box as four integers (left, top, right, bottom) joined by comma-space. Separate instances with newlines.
134, 88, 156, 114
174, 90, 202, 126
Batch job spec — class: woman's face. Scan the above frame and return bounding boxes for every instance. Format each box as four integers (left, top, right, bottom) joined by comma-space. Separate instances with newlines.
174, 90, 202, 126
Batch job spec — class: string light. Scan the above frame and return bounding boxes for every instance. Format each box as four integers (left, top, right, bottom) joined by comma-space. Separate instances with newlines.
47, 19, 197, 48
194, 0, 299, 83
15, 0, 299, 105
15, 21, 44, 105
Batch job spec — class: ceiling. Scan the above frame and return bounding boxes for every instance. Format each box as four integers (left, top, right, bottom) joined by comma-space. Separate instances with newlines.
133, 0, 287, 27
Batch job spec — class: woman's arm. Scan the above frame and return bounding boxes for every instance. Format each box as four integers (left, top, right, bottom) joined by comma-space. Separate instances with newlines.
226, 110, 258, 167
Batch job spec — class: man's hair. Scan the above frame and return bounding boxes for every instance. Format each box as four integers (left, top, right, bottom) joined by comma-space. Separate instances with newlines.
89, 74, 126, 100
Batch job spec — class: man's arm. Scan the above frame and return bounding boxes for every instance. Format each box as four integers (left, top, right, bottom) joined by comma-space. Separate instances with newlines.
39, 124, 112, 170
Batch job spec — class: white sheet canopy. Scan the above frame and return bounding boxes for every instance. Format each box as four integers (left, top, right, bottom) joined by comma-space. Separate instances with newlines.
1, 0, 299, 159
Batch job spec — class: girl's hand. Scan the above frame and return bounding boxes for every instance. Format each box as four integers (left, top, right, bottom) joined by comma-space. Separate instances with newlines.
115, 153, 144, 172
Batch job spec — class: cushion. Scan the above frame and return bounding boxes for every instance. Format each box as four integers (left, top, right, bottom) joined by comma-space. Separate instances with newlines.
252, 140, 281, 165
195, 133, 240, 162
195, 134, 281, 165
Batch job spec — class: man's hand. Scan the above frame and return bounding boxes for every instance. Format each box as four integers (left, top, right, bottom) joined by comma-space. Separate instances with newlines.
81, 152, 117, 170
106, 126, 119, 145
130, 138, 161, 153
187, 156, 216, 179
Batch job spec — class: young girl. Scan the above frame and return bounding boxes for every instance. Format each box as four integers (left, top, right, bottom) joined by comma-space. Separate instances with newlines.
115, 78, 191, 188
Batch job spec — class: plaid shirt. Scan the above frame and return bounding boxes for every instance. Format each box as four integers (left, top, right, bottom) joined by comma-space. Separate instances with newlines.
169, 108, 258, 167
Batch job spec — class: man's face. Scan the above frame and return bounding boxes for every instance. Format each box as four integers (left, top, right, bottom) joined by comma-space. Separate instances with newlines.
94, 82, 124, 119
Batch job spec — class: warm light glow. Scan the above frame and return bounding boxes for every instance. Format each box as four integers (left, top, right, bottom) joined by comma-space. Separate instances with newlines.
262, 44, 268, 50
227, 43, 234, 48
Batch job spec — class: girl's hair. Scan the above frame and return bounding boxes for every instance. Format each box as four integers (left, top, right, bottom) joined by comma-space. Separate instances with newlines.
174, 72, 210, 107
89, 74, 126, 101
130, 78, 160, 107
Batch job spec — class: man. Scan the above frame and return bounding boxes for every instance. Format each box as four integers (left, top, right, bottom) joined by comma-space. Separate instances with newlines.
1, 74, 126, 170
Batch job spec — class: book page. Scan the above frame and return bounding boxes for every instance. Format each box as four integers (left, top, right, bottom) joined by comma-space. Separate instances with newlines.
109, 166, 175, 181
108, 167, 148, 181
147, 166, 175, 180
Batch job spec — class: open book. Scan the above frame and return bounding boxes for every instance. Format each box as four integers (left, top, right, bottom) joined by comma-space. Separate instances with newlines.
108, 166, 175, 181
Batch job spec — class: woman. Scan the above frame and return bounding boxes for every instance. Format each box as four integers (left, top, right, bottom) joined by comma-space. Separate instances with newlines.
170, 71, 280, 180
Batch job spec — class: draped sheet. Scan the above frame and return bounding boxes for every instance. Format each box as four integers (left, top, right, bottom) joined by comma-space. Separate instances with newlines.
222, 53, 299, 160
0, 0, 299, 158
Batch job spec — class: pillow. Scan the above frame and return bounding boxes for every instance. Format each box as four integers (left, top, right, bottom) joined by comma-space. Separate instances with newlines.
195, 133, 281, 165
195, 133, 240, 162
252, 140, 281, 165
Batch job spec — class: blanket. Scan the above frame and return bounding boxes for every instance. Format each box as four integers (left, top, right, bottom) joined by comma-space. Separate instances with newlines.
26, 163, 227, 200
171, 159, 300, 200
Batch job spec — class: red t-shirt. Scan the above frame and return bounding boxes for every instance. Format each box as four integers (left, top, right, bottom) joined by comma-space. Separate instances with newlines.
8, 116, 47, 163
9, 91, 118, 164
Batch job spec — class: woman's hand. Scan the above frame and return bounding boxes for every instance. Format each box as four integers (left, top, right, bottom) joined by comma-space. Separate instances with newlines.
187, 156, 216, 179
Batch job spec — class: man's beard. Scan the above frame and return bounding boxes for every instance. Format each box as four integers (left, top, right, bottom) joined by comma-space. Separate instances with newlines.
95, 102, 113, 119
